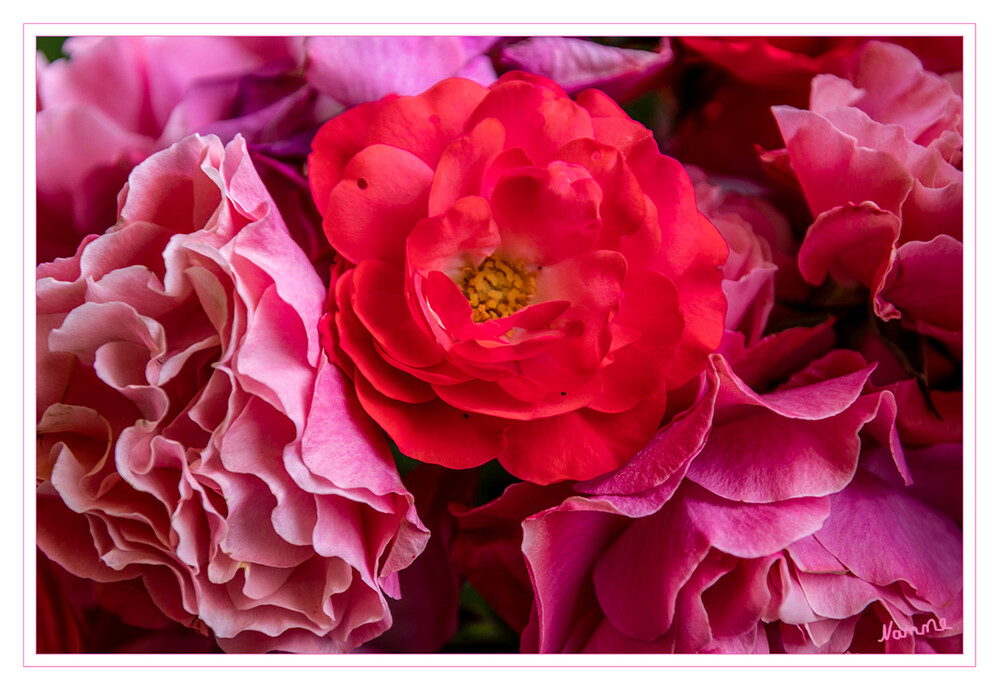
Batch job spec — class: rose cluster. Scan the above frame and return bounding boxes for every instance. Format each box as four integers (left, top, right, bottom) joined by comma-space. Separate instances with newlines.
35, 35, 963, 655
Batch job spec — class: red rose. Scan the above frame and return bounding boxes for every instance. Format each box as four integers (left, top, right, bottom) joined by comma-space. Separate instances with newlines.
309, 72, 726, 484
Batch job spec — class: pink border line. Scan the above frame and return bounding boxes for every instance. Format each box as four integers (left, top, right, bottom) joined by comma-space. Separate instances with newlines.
22, 23, 977, 670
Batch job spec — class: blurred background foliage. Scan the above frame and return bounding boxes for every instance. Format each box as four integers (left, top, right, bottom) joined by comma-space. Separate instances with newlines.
37, 37, 67, 62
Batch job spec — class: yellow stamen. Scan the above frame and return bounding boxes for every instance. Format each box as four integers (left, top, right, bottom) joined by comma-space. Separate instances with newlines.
459, 256, 537, 322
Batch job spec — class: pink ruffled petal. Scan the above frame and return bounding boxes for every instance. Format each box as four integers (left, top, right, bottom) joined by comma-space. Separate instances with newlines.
686, 355, 875, 502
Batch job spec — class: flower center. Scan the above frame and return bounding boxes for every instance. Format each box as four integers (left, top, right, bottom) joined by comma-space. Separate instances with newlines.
459, 256, 537, 322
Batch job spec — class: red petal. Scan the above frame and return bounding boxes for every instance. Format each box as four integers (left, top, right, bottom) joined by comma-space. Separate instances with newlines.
492, 162, 603, 266
354, 375, 508, 470
308, 99, 386, 217
365, 77, 488, 169
427, 118, 506, 217
322, 144, 434, 266
499, 386, 666, 484
350, 259, 445, 369
406, 195, 500, 278
469, 76, 593, 164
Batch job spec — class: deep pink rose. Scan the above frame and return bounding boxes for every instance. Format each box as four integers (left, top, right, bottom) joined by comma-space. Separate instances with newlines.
308, 71, 728, 485
772, 42, 962, 328
453, 326, 961, 653
769, 40, 963, 439
510, 469, 959, 653
36, 134, 428, 653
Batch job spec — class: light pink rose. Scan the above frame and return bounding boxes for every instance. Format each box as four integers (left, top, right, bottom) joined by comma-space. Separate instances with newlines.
36, 133, 428, 653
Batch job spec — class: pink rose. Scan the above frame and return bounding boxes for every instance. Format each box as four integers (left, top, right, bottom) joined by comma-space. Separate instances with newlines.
36, 36, 312, 263
36, 133, 428, 653
772, 41, 962, 329
768, 40, 963, 441
308, 72, 728, 485
453, 327, 961, 653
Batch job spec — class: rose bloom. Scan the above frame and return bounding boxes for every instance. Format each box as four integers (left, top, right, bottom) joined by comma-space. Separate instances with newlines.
36, 133, 428, 653
308, 71, 727, 485
453, 327, 962, 653
770, 40, 963, 439
772, 41, 962, 328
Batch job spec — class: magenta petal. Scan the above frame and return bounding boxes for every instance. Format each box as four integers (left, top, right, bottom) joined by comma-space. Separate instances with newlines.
880, 234, 963, 334
813, 469, 962, 608
699, 556, 778, 641
796, 571, 884, 620
523, 499, 630, 653
683, 483, 831, 559
591, 493, 709, 641
798, 201, 900, 290
686, 355, 875, 502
